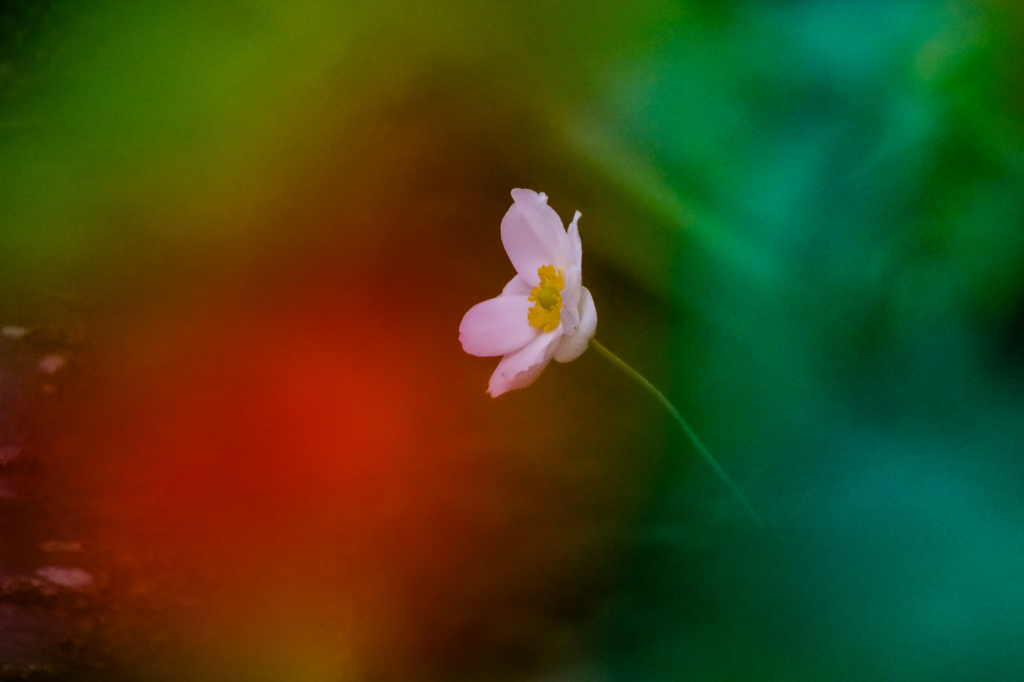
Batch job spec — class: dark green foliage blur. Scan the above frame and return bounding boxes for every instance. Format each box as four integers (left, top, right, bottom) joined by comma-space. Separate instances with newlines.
583, 2, 1024, 680
3, 0, 1024, 679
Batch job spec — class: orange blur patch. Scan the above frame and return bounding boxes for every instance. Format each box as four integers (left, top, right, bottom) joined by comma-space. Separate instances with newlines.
75, 275, 483, 677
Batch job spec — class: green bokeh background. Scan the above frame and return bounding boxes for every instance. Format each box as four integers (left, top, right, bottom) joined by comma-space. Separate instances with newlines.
3, 0, 1024, 679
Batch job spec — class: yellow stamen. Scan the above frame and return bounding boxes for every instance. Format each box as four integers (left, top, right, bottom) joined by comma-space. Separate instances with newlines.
528, 265, 564, 332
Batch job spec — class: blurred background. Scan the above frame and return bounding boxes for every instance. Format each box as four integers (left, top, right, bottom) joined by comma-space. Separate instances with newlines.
2, 0, 1024, 679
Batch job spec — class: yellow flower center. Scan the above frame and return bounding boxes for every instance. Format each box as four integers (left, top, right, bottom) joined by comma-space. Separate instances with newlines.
528, 265, 564, 332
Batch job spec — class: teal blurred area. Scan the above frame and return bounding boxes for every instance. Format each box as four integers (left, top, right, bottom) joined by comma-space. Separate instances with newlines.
578, 2, 1024, 680
3, 0, 1024, 679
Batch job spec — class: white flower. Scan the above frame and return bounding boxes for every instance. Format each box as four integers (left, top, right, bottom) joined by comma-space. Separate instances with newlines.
459, 189, 598, 397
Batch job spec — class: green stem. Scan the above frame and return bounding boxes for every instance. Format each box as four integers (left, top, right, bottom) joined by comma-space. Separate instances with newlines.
589, 338, 761, 525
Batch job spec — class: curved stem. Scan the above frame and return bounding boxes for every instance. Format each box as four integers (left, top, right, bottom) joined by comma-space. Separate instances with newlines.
589, 338, 761, 525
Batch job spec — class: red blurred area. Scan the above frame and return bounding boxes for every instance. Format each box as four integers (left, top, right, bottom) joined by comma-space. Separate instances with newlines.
71, 258, 492, 676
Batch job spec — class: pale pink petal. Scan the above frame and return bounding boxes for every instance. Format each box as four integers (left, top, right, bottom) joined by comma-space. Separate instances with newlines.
567, 210, 582, 267
560, 265, 581, 333
501, 189, 573, 285
553, 287, 597, 363
500, 274, 533, 297
460, 295, 537, 357
487, 328, 562, 397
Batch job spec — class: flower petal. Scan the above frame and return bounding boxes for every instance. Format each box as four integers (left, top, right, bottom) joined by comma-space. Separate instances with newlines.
560, 265, 581, 333
487, 328, 562, 397
501, 189, 573, 285
567, 210, 582, 267
459, 295, 537, 357
553, 287, 597, 363
500, 274, 533, 297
